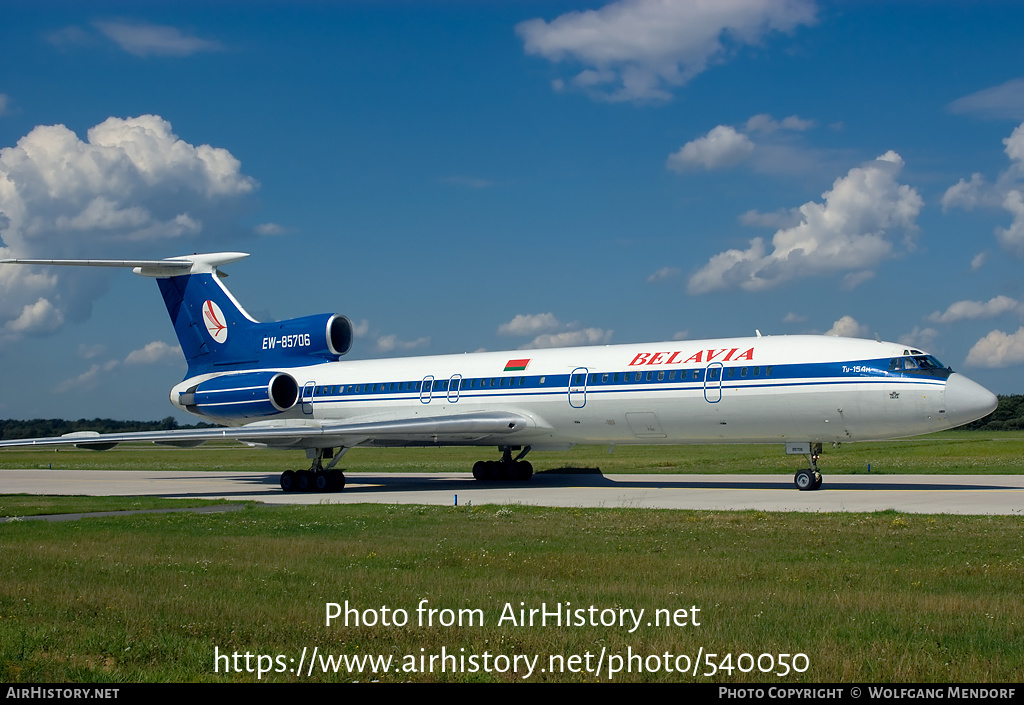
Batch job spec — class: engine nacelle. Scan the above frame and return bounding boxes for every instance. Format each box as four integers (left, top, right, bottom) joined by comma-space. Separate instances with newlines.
178, 371, 299, 420
255, 313, 353, 364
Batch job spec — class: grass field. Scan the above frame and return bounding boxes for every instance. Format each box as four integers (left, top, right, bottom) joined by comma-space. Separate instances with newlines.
1, 435, 1022, 683
1, 503, 1021, 683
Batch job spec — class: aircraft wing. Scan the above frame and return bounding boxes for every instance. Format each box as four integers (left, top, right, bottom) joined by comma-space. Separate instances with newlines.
0, 411, 534, 451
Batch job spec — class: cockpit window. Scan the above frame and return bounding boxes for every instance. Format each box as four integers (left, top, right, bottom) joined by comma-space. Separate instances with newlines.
889, 355, 950, 378
914, 355, 944, 370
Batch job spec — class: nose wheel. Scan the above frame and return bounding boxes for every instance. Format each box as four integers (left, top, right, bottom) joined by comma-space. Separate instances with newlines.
794, 444, 823, 490
794, 468, 822, 491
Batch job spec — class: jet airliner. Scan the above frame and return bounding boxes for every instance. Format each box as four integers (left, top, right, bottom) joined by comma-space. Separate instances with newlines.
0, 252, 998, 492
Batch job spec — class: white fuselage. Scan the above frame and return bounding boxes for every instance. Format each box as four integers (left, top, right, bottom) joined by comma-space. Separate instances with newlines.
172, 335, 992, 449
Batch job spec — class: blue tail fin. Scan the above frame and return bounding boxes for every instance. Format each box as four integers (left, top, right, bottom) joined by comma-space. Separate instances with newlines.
147, 255, 353, 377
0, 252, 353, 378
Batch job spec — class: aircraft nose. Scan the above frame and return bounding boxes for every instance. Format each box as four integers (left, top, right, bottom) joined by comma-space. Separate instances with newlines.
944, 373, 998, 428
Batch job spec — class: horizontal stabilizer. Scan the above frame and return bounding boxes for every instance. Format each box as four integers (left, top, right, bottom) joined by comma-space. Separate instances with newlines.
0, 253, 249, 277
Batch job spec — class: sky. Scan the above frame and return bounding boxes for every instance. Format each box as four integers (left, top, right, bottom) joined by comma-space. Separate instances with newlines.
3, 0, 1024, 421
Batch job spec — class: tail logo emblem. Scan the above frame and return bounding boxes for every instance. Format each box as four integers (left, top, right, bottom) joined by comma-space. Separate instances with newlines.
202, 300, 228, 343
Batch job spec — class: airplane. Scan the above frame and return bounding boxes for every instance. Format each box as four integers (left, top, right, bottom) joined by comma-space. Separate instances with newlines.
0, 252, 999, 492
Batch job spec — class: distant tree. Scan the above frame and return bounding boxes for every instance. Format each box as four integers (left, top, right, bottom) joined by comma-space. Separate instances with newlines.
0, 417, 213, 440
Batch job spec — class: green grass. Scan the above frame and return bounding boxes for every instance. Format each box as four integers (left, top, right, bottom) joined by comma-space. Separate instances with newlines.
2, 430, 1023, 475
1, 502, 1021, 683
0, 495, 243, 518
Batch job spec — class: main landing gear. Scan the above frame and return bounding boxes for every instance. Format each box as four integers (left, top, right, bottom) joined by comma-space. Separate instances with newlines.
794, 442, 823, 491
280, 447, 348, 493
472, 446, 534, 482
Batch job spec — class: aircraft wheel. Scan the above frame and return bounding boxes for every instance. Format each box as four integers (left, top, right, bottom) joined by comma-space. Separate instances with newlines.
493, 461, 510, 481
314, 473, 329, 492
512, 460, 533, 481
482, 461, 501, 481
280, 470, 296, 492
330, 471, 346, 491
812, 473, 822, 490
473, 461, 486, 481
794, 468, 815, 491
296, 470, 311, 492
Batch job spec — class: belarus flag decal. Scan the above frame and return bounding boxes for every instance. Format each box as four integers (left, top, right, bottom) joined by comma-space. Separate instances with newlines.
504, 358, 530, 372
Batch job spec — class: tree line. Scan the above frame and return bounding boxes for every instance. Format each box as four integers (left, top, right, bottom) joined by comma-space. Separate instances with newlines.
0, 417, 215, 440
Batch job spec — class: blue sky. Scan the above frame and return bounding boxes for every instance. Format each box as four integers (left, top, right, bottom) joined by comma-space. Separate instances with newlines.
3, 0, 1024, 421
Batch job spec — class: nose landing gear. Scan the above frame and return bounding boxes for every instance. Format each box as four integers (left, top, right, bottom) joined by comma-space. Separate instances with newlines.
793, 443, 823, 491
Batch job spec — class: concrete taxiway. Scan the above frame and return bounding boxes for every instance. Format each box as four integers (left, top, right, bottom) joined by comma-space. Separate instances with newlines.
2, 468, 1022, 515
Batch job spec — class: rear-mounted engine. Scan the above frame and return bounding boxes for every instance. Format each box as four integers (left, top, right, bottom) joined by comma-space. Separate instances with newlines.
257, 313, 353, 363
178, 371, 299, 420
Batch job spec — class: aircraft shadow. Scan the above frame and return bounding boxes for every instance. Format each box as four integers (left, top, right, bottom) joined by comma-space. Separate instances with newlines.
212, 471, 1013, 496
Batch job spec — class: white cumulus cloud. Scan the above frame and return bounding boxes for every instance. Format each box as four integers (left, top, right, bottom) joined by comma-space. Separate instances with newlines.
54, 359, 120, 394
898, 326, 938, 351
3, 298, 64, 336
124, 340, 181, 365
0, 114, 257, 344
668, 114, 827, 176
516, 0, 816, 103
688, 152, 922, 293
745, 113, 815, 133
826, 315, 869, 338
498, 313, 560, 336
523, 328, 613, 349
966, 327, 1024, 368
646, 266, 681, 283
666, 126, 754, 171
375, 334, 430, 353
928, 296, 1022, 324
498, 312, 612, 348
943, 121, 1024, 256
